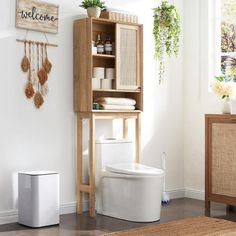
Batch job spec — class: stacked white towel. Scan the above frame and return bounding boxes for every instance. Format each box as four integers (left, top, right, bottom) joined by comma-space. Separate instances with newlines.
95, 97, 136, 110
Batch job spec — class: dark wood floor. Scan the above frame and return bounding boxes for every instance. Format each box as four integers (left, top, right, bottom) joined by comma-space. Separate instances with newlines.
0, 198, 236, 236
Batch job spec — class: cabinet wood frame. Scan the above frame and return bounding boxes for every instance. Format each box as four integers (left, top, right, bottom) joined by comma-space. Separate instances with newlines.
205, 114, 236, 210
74, 17, 143, 112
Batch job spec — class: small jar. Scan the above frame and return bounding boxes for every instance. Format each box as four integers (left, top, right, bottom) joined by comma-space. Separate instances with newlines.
93, 102, 100, 110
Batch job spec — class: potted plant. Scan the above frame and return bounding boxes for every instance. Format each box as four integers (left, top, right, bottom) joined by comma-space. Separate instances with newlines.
153, 1, 181, 84
80, 0, 106, 18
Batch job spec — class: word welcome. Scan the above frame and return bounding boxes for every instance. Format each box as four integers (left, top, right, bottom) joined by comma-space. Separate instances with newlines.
18, 7, 58, 22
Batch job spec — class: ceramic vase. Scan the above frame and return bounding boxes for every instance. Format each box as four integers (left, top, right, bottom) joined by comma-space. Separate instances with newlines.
222, 97, 232, 114
87, 6, 101, 18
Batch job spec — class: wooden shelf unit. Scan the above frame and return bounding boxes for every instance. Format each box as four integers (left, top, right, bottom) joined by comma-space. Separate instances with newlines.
74, 17, 143, 112
74, 17, 143, 217
205, 114, 236, 210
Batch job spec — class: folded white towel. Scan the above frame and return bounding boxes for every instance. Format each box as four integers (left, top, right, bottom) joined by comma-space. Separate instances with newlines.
100, 104, 135, 110
95, 97, 136, 106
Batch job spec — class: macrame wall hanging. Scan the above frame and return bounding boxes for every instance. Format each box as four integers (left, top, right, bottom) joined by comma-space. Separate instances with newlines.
17, 33, 57, 108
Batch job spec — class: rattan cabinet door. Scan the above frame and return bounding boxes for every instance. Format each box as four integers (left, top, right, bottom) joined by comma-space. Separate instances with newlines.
116, 24, 140, 90
211, 123, 236, 197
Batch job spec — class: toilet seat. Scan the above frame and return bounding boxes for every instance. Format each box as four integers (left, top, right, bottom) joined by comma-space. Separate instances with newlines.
105, 163, 164, 177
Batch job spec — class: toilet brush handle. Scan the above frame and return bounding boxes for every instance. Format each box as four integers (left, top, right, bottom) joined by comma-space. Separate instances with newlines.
162, 152, 166, 192
162, 152, 166, 170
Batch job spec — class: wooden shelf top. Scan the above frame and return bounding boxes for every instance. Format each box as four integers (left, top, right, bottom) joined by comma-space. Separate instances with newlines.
90, 17, 143, 27
77, 110, 142, 119
93, 54, 116, 59
93, 89, 141, 93
205, 114, 236, 118
92, 109, 141, 113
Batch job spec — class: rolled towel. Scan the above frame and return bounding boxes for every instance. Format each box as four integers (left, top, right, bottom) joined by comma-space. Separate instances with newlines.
95, 97, 136, 106
100, 104, 135, 110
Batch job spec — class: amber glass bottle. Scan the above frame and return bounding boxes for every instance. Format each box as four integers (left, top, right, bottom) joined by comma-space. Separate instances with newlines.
104, 36, 112, 55
96, 34, 104, 54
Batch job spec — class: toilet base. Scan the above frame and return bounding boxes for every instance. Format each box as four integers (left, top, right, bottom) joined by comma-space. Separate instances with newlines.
96, 172, 164, 222
97, 211, 160, 223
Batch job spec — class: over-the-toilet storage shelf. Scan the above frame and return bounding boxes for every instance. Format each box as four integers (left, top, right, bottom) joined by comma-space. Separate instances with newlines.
73, 17, 143, 217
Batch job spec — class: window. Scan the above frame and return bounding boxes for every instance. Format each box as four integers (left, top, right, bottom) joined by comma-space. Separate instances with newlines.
220, 0, 236, 81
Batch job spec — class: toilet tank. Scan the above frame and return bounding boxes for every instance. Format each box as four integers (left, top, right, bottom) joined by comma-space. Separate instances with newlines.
95, 139, 134, 171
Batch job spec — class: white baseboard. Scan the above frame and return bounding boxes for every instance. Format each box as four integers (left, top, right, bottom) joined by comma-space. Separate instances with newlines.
185, 188, 205, 200
0, 210, 18, 225
0, 189, 205, 225
0, 201, 89, 225
60, 200, 89, 215
164, 188, 205, 200
167, 188, 185, 199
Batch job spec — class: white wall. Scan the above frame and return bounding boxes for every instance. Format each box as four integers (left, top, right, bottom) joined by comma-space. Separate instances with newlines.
183, 0, 223, 199
0, 0, 184, 224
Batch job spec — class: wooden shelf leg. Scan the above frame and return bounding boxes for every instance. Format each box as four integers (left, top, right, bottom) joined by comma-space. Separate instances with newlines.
77, 117, 83, 214
135, 113, 141, 163
89, 114, 96, 217
205, 198, 211, 216
205, 199, 210, 210
123, 118, 128, 139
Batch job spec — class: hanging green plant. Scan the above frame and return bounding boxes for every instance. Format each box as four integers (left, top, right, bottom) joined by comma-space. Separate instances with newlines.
153, 1, 181, 84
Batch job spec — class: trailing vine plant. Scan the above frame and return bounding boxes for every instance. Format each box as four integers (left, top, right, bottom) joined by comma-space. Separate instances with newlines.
153, 1, 181, 84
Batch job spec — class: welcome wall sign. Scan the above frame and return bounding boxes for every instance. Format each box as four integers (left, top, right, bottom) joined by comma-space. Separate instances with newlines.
16, 0, 59, 34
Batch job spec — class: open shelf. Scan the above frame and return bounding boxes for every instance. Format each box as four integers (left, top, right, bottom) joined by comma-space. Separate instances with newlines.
92, 89, 143, 111
93, 54, 115, 59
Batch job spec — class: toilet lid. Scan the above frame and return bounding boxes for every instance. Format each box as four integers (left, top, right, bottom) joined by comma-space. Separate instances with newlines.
19, 171, 58, 176
106, 163, 164, 176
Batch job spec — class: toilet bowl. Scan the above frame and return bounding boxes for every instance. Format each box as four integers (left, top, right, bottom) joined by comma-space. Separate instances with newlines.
95, 139, 164, 222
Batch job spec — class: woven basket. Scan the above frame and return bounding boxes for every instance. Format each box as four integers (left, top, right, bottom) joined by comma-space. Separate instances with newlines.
100, 11, 138, 23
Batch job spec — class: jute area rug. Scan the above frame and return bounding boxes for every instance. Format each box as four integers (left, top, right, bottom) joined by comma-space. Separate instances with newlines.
103, 216, 236, 236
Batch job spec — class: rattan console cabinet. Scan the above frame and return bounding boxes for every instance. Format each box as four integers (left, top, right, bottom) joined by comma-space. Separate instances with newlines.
205, 114, 236, 209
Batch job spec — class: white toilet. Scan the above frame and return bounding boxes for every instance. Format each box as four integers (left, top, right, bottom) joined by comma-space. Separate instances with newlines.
95, 139, 164, 222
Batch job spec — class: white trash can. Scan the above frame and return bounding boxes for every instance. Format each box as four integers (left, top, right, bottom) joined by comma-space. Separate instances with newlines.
18, 171, 60, 227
